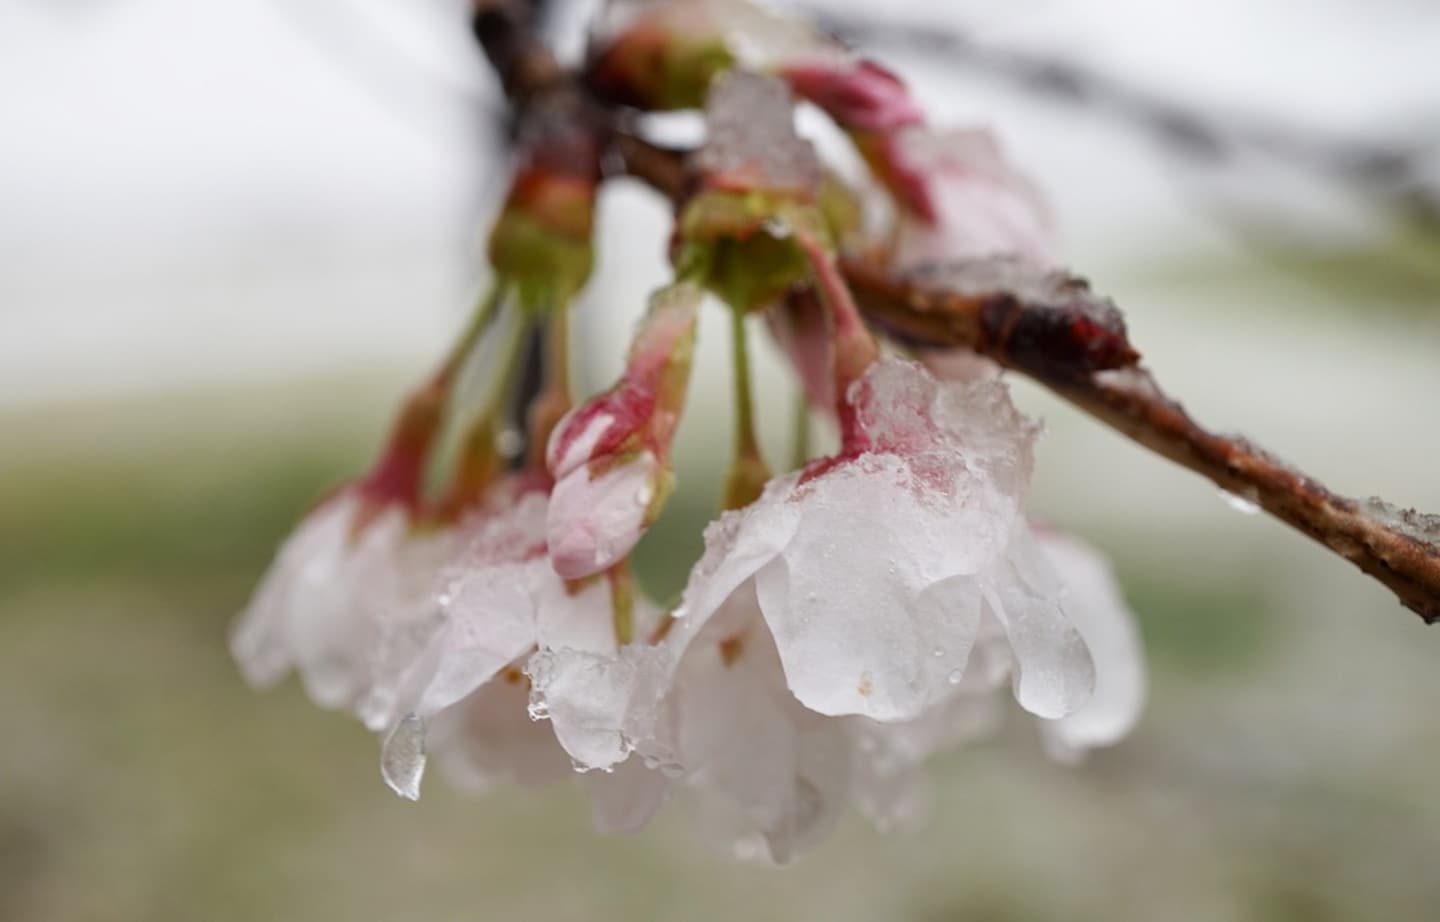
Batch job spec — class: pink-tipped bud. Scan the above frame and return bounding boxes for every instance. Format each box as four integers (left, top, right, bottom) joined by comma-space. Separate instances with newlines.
544, 284, 701, 579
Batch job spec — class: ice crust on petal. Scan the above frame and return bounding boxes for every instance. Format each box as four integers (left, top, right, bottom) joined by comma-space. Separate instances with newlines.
526, 647, 640, 771
754, 358, 1039, 720
1033, 531, 1146, 760
698, 70, 819, 194
547, 451, 658, 579
230, 493, 360, 689
425, 677, 573, 793
984, 528, 1096, 720
368, 486, 627, 800
230, 491, 463, 725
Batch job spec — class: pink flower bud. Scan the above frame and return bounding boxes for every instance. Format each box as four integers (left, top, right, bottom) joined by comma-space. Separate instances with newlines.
544, 284, 700, 579
782, 57, 925, 134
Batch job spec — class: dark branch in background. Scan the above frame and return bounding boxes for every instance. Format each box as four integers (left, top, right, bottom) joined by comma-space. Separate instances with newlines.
468, 0, 1440, 623
808, 8, 1440, 227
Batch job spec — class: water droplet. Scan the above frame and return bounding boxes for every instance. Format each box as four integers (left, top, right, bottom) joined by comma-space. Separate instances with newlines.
659, 760, 685, 779
496, 427, 524, 459
634, 485, 654, 508
381, 713, 426, 801
671, 604, 688, 619
946, 669, 963, 685
1218, 488, 1260, 515
931, 647, 945, 658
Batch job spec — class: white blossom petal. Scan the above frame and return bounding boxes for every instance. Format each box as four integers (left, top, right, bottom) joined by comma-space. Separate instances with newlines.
1034, 531, 1146, 761
984, 528, 1096, 720
547, 451, 659, 580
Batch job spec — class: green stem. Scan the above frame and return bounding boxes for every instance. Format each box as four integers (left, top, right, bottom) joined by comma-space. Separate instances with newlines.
730, 307, 760, 460
790, 391, 812, 470
609, 565, 635, 647
723, 307, 770, 510
525, 305, 574, 470
435, 281, 506, 387
478, 298, 532, 433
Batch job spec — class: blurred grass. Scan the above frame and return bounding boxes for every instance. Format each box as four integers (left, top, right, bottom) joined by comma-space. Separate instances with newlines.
3, 378, 1439, 922
1135, 219, 1440, 316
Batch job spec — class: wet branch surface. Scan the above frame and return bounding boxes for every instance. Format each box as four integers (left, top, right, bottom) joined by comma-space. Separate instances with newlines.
469, 0, 1440, 624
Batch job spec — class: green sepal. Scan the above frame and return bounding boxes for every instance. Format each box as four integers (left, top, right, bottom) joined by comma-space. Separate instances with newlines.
488, 209, 595, 316
679, 190, 830, 313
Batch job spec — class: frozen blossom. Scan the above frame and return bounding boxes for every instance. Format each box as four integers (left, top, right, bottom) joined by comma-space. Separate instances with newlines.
230, 490, 457, 722
378, 486, 625, 798
527, 358, 1132, 861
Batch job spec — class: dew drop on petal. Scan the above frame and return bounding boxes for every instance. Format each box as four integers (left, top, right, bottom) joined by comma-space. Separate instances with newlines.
1218, 488, 1260, 515
947, 669, 964, 685
381, 713, 427, 801
932, 647, 945, 658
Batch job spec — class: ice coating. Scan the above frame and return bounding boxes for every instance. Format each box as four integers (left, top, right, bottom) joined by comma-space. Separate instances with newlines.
376, 489, 618, 801
697, 70, 819, 195
230, 493, 361, 689
530, 357, 1111, 863
1032, 531, 1146, 761
1362, 497, 1440, 547
229, 491, 460, 724
547, 450, 658, 579
381, 713, 427, 801
979, 527, 1095, 720
425, 676, 574, 794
